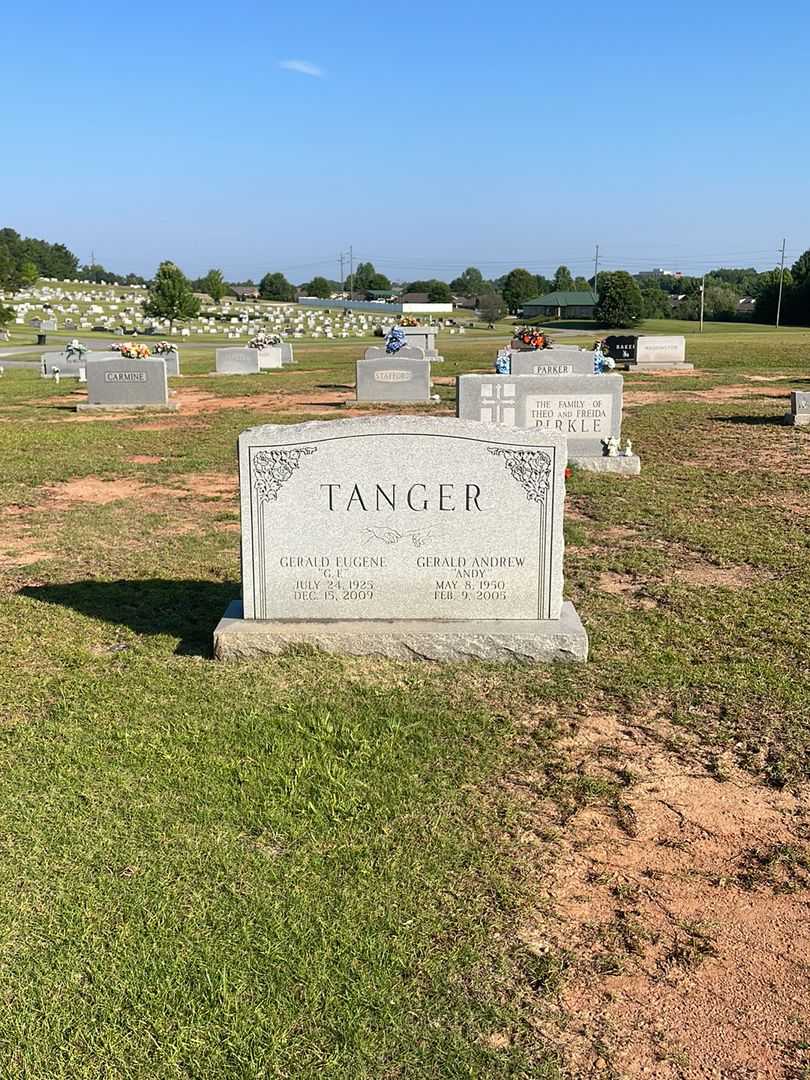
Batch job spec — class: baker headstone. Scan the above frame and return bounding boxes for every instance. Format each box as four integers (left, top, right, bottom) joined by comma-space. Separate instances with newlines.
457, 373, 640, 474
214, 415, 587, 662
77, 355, 176, 411
385, 326, 442, 360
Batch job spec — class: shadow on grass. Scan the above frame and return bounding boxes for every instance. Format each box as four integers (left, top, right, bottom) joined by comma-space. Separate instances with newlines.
19, 579, 237, 656
713, 414, 788, 426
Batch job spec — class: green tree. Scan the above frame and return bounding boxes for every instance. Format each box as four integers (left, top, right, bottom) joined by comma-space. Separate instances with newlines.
501, 268, 538, 314
573, 275, 590, 290
594, 271, 643, 327
0, 304, 14, 329
639, 284, 672, 319
534, 274, 552, 295
427, 280, 452, 303
790, 249, 810, 286
199, 269, 228, 302
302, 276, 333, 299
19, 261, 38, 286
552, 265, 574, 291
449, 266, 485, 296
143, 261, 201, 329
346, 262, 391, 296
259, 272, 297, 302
478, 291, 506, 324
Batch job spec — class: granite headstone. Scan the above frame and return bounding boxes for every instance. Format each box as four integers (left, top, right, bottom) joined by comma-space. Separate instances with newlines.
78, 355, 175, 411
457, 373, 639, 474
213, 416, 587, 662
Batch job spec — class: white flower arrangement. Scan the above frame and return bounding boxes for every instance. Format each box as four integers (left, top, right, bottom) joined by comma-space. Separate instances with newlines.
153, 341, 177, 355
249, 332, 282, 350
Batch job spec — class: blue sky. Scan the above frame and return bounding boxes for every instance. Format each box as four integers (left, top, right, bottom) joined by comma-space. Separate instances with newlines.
3, 0, 809, 282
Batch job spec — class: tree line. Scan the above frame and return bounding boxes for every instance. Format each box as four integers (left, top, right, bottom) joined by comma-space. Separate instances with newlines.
3, 226, 810, 328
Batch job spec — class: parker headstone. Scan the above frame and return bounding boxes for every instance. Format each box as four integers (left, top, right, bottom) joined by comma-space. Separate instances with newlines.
356, 349, 431, 402
785, 390, 810, 427
77, 355, 176, 411
215, 347, 260, 374
214, 415, 587, 662
457, 373, 640, 474
509, 347, 594, 376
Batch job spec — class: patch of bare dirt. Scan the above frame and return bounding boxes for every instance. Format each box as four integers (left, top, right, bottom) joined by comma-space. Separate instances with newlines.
596, 571, 657, 610
126, 455, 164, 464
624, 384, 792, 407
514, 712, 810, 1079
177, 473, 237, 499
175, 388, 356, 416
42, 478, 178, 506
670, 563, 768, 589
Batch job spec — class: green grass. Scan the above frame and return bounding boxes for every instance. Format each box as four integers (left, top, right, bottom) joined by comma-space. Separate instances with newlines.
0, 324, 808, 1075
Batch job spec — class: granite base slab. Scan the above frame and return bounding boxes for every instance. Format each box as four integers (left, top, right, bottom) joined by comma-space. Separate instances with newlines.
213, 599, 588, 664
76, 402, 179, 412
784, 412, 810, 427
570, 453, 641, 475
618, 362, 694, 372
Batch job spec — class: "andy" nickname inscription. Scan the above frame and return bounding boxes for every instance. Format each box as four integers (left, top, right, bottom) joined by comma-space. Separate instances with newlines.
237, 416, 567, 622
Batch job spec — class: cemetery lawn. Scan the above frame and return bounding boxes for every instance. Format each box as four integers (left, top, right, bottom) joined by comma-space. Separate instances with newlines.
0, 325, 809, 1078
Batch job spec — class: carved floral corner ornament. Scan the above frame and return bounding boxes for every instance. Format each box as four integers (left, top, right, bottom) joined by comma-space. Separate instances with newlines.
252, 447, 317, 502
488, 448, 552, 503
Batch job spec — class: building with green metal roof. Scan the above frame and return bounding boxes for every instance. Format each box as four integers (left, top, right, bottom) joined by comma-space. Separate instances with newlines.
522, 290, 598, 320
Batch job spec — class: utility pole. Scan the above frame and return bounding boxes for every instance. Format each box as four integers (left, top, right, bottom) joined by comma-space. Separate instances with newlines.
339, 252, 345, 296
593, 243, 599, 298
699, 274, 705, 333
348, 245, 354, 302
776, 237, 787, 328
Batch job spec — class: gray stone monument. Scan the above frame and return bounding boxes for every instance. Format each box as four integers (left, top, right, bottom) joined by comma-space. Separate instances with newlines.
214, 415, 587, 663
784, 390, 810, 427
622, 335, 692, 371
257, 346, 284, 370
385, 326, 442, 360
356, 350, 432, 402
42, 349, 118, 378
457, 373, 640, 474
160, 348, 180, 376
215, 347, 260, 374
77, 355, 176, 411
280, 342, 295, 365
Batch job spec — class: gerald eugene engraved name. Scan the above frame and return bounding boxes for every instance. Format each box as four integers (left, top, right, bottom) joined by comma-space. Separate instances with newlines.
319, 482, 483, 511
104, 370, 147, 383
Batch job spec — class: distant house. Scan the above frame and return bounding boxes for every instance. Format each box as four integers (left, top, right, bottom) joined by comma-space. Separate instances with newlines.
736, 297, 756, 318
452, 295, 478, 309
401, 292, 430, 304
232, 285, 259, 300
521, 290, 598, 320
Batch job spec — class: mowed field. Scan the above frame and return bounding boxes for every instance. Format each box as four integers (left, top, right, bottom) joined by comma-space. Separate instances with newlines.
0, 324, 809, 1078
